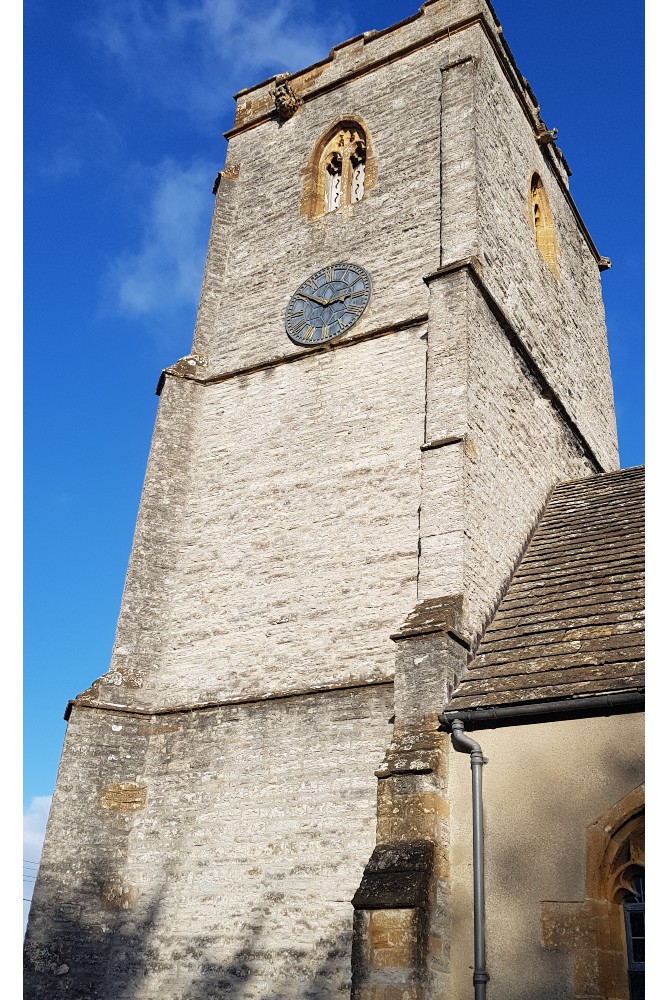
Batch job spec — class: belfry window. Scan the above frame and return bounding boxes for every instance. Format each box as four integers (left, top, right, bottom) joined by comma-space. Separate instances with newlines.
320, 126, 367, 214
530, 173, 558, 277
301, 118, 375, 219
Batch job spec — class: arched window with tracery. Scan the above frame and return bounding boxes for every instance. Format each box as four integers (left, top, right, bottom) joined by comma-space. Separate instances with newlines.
529, 172, 559, 278
541, 785, 645, 1000
301, 118, 376, 219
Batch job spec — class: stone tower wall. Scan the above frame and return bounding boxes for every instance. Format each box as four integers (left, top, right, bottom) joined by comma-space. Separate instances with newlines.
25, 686, 394, 999
24, 708, 152, 994
193, 38, 442, 370
420, 268, 596, 641
473, 29, 618, 469
463, 275, 596, 638
98, 379, 202, 708
88, 1, 616, 705
136, 329, 427, 708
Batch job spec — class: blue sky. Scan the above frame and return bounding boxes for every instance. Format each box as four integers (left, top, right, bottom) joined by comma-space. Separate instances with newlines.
23, 0, 644, 929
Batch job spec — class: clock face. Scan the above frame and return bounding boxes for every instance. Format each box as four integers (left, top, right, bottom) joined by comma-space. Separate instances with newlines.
285, 262, 371, 346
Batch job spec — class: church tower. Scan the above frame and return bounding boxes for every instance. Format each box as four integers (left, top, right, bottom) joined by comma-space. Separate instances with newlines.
26, 3, 640, 999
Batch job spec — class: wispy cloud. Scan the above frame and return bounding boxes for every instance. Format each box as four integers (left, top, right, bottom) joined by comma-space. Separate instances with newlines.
24, 795, 52, 860
41, 149, 84, 183
89, 2, 353, 335
29, 105, 124, 186
104, 158, 212, 322
24, 796, 52, 932
84, 0, 353, 123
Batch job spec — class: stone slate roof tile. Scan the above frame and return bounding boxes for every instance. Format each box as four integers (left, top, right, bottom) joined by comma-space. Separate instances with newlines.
450, 465, 644, 710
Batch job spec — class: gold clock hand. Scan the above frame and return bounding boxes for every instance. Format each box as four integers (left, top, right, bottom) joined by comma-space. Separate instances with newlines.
297, 292, 330, 306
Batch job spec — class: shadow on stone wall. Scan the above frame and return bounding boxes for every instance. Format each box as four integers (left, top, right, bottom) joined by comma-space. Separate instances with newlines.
24, 882, 353, 999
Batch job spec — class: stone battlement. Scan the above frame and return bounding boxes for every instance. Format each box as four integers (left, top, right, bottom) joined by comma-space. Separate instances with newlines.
232, 2, 494, 110
226, 0, 570, 186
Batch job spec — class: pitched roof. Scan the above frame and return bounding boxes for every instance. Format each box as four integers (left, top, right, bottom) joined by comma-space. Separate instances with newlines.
449, 466, 644, 712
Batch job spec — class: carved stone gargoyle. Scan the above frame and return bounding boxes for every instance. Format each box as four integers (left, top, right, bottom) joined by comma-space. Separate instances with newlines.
270, 76, 302, 120
535, 124, 558, 146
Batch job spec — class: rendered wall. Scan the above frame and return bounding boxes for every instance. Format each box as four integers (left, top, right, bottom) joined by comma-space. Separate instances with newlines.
447, 713, 644, 1000
25, 685, 394, 998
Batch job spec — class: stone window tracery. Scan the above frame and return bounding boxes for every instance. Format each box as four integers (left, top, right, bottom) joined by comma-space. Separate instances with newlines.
324, 152, 343, 213
350, 142, 366, 204
320, 126, 366, 214
301, 118, 376, 219
530, 172, 559, 278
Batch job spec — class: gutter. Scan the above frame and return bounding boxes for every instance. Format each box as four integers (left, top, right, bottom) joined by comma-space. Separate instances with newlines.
439, 690, 644, 731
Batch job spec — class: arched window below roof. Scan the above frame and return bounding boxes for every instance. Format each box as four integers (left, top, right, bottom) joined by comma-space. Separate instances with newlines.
541, 785, 645, 1000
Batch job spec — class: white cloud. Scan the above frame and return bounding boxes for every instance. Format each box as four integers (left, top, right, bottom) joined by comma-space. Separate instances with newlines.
24, 796, 52, 933
24, 795, 52, 860
90, 2, 353, 334
105, 158, 212, 320
84, 0, 353, 123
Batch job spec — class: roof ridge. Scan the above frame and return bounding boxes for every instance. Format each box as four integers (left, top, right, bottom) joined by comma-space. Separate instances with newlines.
551, 465, 644, 492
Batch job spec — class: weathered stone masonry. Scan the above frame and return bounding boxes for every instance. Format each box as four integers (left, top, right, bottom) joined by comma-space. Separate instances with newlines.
25, 2, 622, 997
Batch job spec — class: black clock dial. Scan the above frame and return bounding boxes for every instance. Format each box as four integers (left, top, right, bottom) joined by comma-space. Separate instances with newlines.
285, 262, 371, 346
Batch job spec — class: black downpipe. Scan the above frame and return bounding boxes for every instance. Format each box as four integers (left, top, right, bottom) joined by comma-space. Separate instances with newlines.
449, 718, 490, 1000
